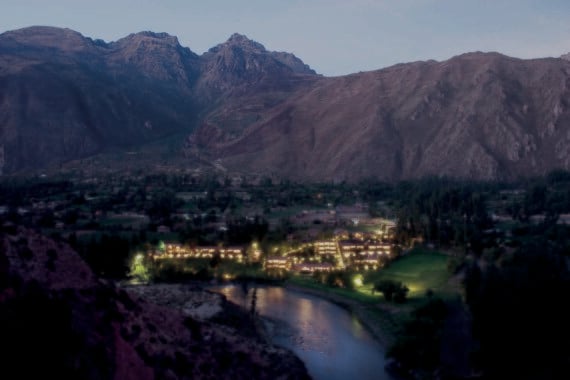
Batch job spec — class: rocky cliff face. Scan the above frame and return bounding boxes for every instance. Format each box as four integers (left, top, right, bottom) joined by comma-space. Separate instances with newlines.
194, 33, 317, 114
0, 227, 310, 379
109, 31, 200, 83
1, 26, 570, 181
199, 33, 315, 92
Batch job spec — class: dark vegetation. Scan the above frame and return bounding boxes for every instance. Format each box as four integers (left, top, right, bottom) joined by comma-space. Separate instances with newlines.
388, 298, 448, 375
2, 171, 570, 379
373, 279, 409, 303
464, 240, 570, 379
0, 281, 112, 379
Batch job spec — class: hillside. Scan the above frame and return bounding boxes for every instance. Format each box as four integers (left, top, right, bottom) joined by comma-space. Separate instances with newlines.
213, 53, 570, 181
0, 227, 309, 379
1, 26, 570, 181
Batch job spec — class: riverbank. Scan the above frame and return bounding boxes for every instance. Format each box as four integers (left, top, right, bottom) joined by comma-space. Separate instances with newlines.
284, 282, 398, 347
213, 283, 394, 380
126, 280, 404, 373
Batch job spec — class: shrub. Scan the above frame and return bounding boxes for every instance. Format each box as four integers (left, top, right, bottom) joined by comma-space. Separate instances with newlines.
374, 279, 409, 302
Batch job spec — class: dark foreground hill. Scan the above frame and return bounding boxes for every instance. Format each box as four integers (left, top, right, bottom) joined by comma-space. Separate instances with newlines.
0, 227, 309, 379
1, 26, 570, 181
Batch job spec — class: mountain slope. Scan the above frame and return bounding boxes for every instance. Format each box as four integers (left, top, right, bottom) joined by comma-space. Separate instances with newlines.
1, 26, 570, 181
212, 53, 570, 181
0, 27, 201, 174
0, 27, 317, 175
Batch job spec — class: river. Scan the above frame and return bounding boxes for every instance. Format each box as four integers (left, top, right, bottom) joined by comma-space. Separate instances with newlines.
211, 285, 393, 380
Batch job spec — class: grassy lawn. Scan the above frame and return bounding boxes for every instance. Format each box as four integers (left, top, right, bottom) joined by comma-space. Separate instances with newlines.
289, 275, 378, 303
288, 249, 455, 303
364, 250, 454, 300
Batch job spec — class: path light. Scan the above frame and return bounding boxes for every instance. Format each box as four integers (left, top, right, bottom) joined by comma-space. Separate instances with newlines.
130, 252, 150, 283
353, 274, 364, 287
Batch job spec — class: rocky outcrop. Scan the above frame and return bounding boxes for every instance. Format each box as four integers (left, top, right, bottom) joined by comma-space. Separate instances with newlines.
126, 284, 225, 320
0, 227, 310, 379
109, 31, 200, 83
196, 33, 316, 99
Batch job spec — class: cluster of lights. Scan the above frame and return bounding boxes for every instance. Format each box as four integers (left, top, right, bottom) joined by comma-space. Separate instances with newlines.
154, 243, 245, 263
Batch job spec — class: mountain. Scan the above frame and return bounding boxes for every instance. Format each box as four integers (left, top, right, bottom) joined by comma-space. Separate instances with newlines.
211, 53, 570, 181
562, 52, 570, 61
199, 33, 315, 94
0, 27, 317, 175
0, 27, 202, 174
0, 227, 309, 379
1, 26, 570, 181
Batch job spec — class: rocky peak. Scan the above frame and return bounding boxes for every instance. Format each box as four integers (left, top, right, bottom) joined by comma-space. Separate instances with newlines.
561, 52, 570, 61
205, 33, 315, 74
0, 25, 99, 52
199, 33, 316, 93
448, 51, 510, 63
109, 31, 199, 82
208, 33, 266, 54
112, 31, 184, 50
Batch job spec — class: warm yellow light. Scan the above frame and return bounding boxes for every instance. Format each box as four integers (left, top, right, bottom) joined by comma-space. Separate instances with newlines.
353, 274, 364, 287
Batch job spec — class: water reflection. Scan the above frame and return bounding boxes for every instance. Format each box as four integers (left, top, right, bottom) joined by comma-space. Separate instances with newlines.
211, 285, 393, 380
351, 314, 366, 339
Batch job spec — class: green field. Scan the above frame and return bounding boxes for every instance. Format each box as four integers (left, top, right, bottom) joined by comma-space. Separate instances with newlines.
288, 249, 455, 303
365, 250, 453, 299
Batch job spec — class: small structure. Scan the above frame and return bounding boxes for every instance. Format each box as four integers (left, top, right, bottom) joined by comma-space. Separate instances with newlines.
293, 262, 334, 273
338, 239, 366, 258
154, 243, 243, 262
314, 240, 338, 256
157, 225, 171, 233
264, 256, 291, 271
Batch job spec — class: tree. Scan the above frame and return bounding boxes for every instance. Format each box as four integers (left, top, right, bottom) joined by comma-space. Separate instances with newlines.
374, 280, 409, 302
250, 286, 258, 318
463, 241, 570, 379
209, 251, 221, 269
387, 298, 447, 374
129, 253, 152, 283
79, 233, 131, 279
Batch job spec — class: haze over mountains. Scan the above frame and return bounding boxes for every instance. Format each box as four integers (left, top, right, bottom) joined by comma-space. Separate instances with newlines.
1, 26, 570, 181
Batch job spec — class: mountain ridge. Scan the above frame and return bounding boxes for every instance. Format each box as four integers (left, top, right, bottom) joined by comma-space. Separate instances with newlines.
1, 26, 570, 181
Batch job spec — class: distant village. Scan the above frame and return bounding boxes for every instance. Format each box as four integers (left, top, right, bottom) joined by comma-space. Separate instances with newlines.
151, 207, 398, 274
6, 171, 570, 281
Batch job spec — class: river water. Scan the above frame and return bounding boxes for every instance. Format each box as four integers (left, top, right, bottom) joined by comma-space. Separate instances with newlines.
211, 285, 393, 380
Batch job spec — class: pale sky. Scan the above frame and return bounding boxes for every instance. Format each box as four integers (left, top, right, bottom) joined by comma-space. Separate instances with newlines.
1, 0, 569, 76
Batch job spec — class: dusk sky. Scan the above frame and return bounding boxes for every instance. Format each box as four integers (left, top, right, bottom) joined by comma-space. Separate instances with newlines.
2, 0, 569, 76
